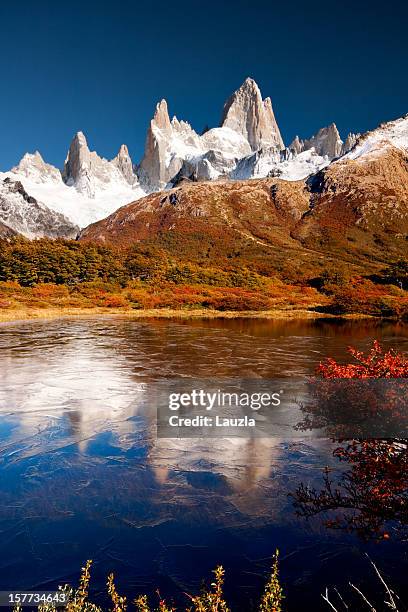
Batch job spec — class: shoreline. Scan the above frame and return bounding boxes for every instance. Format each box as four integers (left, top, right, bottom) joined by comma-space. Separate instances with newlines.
0, 306, 373, 325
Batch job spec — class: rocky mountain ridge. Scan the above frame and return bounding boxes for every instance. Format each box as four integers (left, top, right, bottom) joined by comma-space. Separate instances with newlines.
0, 78, 403, 237
0, 134, 145, 231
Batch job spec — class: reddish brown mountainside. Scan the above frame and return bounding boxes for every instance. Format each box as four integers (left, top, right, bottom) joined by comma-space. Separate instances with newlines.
80, 147, 408, 272
80, 178, 309, 247
294, 145, 408, 260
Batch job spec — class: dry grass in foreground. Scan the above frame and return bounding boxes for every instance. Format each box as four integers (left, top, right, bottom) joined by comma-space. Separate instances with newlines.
12, 553, 283, 611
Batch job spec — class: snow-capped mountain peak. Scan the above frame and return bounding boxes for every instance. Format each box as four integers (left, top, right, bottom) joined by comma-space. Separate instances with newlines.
289, 123, 344, 159
221, 77, 284, 151
62, 130, 129, 198
2, 78, 406, 237
0, 132, 145, 230
139, 78, 287, 190
12, 151, 62, 183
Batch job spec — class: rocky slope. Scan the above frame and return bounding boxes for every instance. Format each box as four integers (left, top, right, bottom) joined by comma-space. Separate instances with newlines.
294, 143, 408, 261
80, 178, 308, 247
0, 178, 79, 238
0, 219, 17, 238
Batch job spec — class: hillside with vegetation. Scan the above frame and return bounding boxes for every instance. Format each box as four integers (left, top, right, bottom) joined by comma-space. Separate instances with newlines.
2, 143, 408, 321
0, 235, 407, 319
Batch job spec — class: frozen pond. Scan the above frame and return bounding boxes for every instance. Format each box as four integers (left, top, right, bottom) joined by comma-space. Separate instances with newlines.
0, 317, 407, 610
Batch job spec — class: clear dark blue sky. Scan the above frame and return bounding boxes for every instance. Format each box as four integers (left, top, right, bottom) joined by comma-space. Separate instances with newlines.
0, 0, 407, 170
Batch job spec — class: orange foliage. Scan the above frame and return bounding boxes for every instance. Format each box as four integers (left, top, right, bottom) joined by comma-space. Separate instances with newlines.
330, 277, 407, 317
32, 284, 69, 299
101, 294, 130, 308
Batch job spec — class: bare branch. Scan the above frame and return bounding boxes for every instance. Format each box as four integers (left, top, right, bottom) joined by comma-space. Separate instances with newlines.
322, 587, 340, 612
349, 582, 376, 611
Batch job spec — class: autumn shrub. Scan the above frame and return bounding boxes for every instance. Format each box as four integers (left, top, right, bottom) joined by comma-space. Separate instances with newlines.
125, 285, 168, 309
32, 284, 70, 299
0, 280, 21, 293
293, 341, 408, 539
328, 277, 407, 316
67, 282, 123, 308
125, 245, 169, 281
163, 262, 265, 290
203, 289, 272, 311
0, 238, 128, 286
299, 285, 317, 297
153, 290, 206, 309
125, 284, 275, 311
101, 294, 130, 308
378, 259, 408, 290
315, 267, 350, 295
0, 240, 406, 316
316, 340, 408, 379
259, 550, 284, 612
146, 288, 203, 309
0, 279, 329, 314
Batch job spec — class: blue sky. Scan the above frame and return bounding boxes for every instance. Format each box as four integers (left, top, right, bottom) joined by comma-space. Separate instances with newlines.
0, 0, 407, 170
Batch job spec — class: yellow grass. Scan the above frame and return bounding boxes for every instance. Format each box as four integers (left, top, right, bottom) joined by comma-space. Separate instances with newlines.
0, 306, 370, 324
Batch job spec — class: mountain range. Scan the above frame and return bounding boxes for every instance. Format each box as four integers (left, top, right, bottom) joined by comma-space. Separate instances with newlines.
80, 128, 408, 267
0, 77, 370, 237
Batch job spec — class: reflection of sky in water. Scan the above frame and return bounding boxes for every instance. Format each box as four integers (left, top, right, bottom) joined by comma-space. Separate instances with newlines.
0, 318, 407, 610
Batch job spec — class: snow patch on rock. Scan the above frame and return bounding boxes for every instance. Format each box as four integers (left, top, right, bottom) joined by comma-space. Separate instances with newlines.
0, 177, 79, 238
342, 115, 408, 161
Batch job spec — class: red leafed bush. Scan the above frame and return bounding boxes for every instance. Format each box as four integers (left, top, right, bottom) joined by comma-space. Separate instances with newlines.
293, 341, 408, 539
317, 340, 408, 379
329, 278, 408, 318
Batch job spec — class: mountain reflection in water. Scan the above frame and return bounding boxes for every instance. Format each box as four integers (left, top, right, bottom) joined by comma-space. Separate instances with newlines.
0, 317, 407, 611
